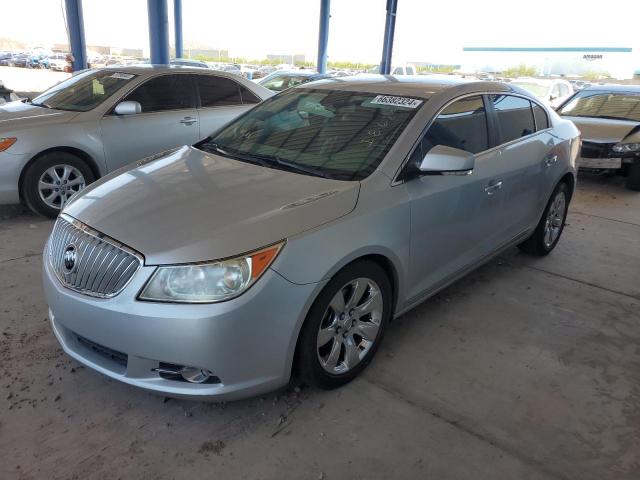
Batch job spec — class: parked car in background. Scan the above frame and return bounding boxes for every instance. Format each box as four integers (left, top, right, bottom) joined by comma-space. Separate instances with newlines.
48, 54, 70, 72
0, 65, 274, 217
0, 52, 14, 66
170, 58, 209, 69
557, 85, 640, 190
368, 64, 417, 75
253, 65, 276, 79
43, 76, 578, 401
0, 80, 21, 104
7, 53, 29, 68
258, 70, 331, 92
511, 78, 574, 108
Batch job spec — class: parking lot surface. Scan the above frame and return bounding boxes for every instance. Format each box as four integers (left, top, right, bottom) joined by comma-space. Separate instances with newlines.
1, 174, 639, 480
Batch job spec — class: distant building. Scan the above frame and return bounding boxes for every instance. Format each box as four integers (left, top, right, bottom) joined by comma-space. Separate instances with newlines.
267, 54, 305, 64
181, 48, 228, 59
461, 47, 637, 79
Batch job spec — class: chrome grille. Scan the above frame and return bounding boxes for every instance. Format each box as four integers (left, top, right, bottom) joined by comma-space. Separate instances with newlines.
48, 214, 142, 298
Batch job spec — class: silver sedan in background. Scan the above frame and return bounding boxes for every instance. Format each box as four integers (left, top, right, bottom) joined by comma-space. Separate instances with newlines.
0, 65, 274, 217
43, 76, 579, 401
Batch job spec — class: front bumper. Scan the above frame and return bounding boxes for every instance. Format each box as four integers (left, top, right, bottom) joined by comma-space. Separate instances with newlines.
43, 252, 322, 401
0, 150, 32, 205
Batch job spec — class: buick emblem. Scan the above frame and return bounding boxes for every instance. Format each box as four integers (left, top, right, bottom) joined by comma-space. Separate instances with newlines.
63, 244, 77, 273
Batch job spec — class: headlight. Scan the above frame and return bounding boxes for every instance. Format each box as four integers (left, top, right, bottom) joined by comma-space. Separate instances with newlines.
612, 142, 640, 153
139, 242, 284, 303
0, 137, 17, 152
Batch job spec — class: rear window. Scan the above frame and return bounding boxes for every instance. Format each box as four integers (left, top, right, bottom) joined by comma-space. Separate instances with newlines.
558, 92, 640, 122
490, 94, 535, 143
532, 103, 549, 130
196, 75, 243, 107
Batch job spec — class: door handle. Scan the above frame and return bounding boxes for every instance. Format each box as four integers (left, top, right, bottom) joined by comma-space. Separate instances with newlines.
544, 154, 558, 167
180, 116, 197, 125
484, 180, 503, 195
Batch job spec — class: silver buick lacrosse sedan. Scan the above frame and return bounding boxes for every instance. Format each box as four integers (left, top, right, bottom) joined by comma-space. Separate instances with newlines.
43, 76, 580, 400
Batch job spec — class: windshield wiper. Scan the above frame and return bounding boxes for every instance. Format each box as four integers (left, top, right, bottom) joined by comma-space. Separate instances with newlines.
199, 141, 332, 179
200, 142, 270, 168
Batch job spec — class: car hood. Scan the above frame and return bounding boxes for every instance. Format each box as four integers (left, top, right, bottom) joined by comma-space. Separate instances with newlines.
64, 146, 360, 265
0, 101, 80, 130
563, 116, 640, 144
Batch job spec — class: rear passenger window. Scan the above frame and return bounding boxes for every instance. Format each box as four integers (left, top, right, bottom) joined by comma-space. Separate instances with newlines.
197, 75, 243, 107
418, 95, 489, 156
240, 86, 260, 104
490, 95, 535, 143
532, 103, 549, 130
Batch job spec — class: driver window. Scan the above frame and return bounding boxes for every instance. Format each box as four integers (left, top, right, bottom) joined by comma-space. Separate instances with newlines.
411, 95, 488, 165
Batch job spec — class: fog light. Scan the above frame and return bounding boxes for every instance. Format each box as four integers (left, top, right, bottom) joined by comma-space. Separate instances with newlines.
180, 366, 213, 384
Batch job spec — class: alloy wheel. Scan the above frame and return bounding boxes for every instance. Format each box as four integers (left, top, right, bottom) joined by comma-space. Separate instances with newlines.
543, 191, 566, 248
317, 277, 384, 374
38, 164, 86, 210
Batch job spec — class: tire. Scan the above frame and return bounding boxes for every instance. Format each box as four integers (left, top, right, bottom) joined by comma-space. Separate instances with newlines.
296, 260, 392, 390
518, 182, 570, 256
22, 152, 95, 218
626, 163, 640, 191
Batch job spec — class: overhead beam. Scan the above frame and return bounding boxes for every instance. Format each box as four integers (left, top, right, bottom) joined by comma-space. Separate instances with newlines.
64, 0, 87, 71
174, 0, 183, 59
147, 0, 170, 65
380, 0, 398, 75
317, 0, 330, 73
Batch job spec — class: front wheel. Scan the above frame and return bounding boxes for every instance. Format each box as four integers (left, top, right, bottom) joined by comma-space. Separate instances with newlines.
22, 152, 95, 218
296, 260, 392, 390
518, 182, 570, 256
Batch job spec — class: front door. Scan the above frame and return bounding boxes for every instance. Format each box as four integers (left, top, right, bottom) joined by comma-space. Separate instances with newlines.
405, 95, 509, 301
100, 74, 199, 172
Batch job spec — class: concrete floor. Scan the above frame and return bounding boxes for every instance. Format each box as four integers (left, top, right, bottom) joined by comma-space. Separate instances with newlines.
1, 174, 639, 480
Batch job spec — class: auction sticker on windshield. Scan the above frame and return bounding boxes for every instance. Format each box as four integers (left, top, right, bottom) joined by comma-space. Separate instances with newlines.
371, 95, 423, 108
110, 73, 135, 80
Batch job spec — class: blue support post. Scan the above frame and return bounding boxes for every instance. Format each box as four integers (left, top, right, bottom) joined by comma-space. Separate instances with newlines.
380, 0, 398, 75
174, 0, 183, 59
147, 0, 170, 65
317, 0, 330, 73
64, 0, 87, 71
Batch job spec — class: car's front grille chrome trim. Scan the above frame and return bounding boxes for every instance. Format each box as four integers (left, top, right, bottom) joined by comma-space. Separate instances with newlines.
48, 214, 143, 298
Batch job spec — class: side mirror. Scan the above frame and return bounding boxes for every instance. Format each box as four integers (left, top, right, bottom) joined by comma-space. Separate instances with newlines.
114, 100, 141, 115
419, 145, 475, 175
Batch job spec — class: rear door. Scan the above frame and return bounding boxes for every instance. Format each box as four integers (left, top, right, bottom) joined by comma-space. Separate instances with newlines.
100, 73, 199, 171
195, 74, 260, 138
488, 94, 556, 237
405, 95, 508, 300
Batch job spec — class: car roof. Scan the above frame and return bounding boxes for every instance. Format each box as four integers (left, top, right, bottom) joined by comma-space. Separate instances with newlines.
96, 64, 244, 79
295, 74, 511, 99
580, 84, 640, 93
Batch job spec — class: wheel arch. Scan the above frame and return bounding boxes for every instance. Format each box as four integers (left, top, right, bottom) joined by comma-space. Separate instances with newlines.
288, 251, 401, 380
559, 171, 576, 199
18, 147, 101, 203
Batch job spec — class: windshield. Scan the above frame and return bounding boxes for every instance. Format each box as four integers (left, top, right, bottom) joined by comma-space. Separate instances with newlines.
31, 70, 137, 112
198, 88, 423, 180
558, 92, 640, 122
512, 82, 550, 99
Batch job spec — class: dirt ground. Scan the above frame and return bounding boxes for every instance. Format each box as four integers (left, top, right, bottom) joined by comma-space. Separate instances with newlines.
1, 174, 639, 480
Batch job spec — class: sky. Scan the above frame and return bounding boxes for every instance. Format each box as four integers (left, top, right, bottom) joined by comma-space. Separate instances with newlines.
2, 0, 639, 65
